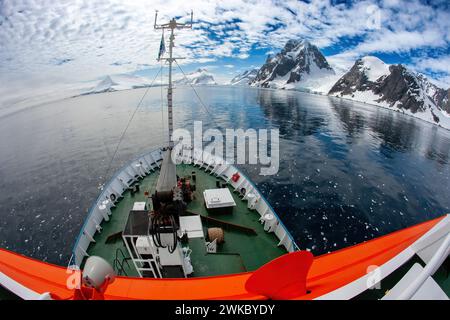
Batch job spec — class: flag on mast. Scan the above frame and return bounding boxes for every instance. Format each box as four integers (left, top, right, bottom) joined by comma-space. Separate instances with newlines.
157, 32, 166, 61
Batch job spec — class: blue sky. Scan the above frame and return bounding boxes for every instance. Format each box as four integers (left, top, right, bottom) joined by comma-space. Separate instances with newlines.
1, 0, 450, 107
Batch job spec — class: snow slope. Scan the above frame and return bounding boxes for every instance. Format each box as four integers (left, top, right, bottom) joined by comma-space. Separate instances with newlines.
174, 68, 217, 85
229, 68, 259, 86
358, 56, 390, 82
85, 74, 152, 95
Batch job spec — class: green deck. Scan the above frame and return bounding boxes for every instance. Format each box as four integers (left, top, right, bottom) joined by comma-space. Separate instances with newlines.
84, 164, 286, 278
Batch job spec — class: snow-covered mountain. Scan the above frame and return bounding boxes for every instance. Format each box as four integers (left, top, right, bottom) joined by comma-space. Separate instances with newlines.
250, 39, 337, 93
229, 68, 259, 86
328, 56, 390, 97
435, 88, 450, 114
84, 74, 151, 95
174, 68, 217, 85
329, 56, 450, 129
417, 74, 450, 115
80, 44, 450, 130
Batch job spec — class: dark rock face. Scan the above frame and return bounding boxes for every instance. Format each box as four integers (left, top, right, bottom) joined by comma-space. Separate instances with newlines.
252, 55, 296, 87
251, 39, 334, 88
329, 59, 375, 96
374, 65, 426, 114
434, 88, 450, 114
443, 89, 450, 113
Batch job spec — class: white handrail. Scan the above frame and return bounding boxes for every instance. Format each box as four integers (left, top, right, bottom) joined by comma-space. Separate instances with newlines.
397, 232, 450, 300
71, 146, 165, 266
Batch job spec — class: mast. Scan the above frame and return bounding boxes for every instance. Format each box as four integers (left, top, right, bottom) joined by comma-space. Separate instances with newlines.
154, 11, 193, 148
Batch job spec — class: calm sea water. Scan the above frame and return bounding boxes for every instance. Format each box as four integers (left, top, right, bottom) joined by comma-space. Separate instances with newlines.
1, 86, 450, 264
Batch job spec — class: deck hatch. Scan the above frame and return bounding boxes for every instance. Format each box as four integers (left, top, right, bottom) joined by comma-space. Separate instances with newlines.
179, 215, 204, 238
203, 188, 236, 209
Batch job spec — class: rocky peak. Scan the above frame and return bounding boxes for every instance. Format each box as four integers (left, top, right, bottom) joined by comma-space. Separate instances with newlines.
230, 68, 259, 86
373, 65, 427, 113
250, 39, 334, 88
329, 56, 450, 126
328, 56, 388, 96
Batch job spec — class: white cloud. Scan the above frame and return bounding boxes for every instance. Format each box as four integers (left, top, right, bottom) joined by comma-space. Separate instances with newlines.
0, 0, 449, 107
353, 29, 447, 54
409, 55, 450, 88
413, 56, 450, 75
326, 51, 360, 75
